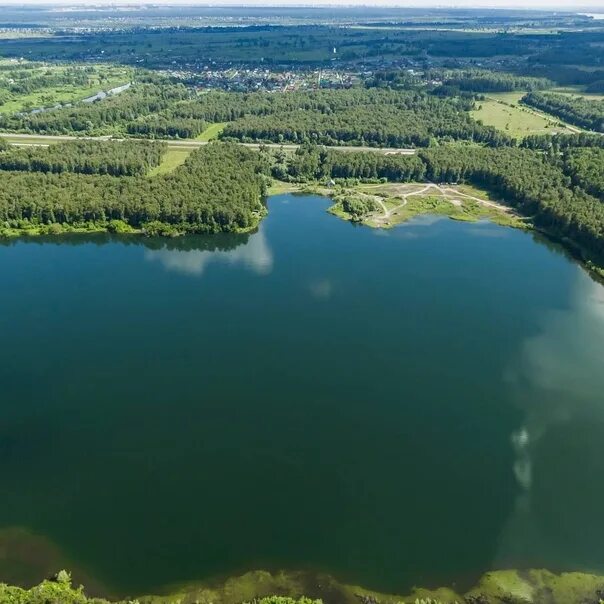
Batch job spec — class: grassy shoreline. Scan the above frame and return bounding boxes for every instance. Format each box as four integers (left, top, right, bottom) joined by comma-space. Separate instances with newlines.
0, 214, 265, 240
3, 567, 604, 604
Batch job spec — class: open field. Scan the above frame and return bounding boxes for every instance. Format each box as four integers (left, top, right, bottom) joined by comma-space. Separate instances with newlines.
196, 122, 227, 142
327, 182, 530, 229
148, 148, 193, 176
471, 92, 576, 137
0, 63, 132, 115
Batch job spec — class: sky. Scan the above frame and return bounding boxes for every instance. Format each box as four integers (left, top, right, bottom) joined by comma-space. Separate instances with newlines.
1, 0, 603, 9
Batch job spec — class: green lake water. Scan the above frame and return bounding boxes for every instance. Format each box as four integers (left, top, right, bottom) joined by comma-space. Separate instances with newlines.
0, 194, 603, 597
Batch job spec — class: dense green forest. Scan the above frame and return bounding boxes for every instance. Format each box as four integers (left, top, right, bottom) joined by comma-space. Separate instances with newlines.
272, 144, 427, 181
563, 147, 604, 201
215, 89, 509, 147
521, 132, 604, 151
222, 104, 508, 147
0, 140, 166, 176
437, 69, 551, 93
126, 115, 206, 139
522, 92, 604, 133
0, 142, 267, 236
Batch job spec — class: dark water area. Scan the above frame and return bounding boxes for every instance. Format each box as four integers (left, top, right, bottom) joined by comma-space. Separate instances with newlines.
0, 194, 603, 597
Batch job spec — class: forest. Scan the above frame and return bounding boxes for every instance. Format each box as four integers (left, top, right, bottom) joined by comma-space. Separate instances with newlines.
0, 20, 602, 78
0, 142, 268, 236
522, 92, 604, 133
0, 139, 166, 176
521, 132, 604, 151
271, 144, 427, 182
221, 102, 509, 147
0, 87, 510, 147
208, 89, 509, 147
436, 69, 551, 93
563, 148, 604, 202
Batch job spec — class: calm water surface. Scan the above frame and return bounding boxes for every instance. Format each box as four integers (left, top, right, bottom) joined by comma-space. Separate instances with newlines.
0, 194, 603, 596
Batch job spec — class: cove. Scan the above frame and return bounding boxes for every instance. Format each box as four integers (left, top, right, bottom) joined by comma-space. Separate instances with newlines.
0, 194, 603, 598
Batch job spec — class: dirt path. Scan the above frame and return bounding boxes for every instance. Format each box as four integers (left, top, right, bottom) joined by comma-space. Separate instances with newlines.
372, 183, 435, 224
441, 187, 512, 212
363, 182, 513, 226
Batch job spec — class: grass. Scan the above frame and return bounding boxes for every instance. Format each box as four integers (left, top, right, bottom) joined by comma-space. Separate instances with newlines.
1, 135, 56, 145
267, 180, 303, 195
0, 64, 132, 115
471, 92, 574, 138
326, 182, 530, 230
196, 122, 228, 142
148, 148, 192, 176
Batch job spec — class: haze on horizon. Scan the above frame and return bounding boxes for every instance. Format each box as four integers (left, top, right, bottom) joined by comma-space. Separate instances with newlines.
1, 0, 603, 10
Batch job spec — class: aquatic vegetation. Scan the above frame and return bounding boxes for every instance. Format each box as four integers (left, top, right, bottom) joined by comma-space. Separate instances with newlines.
1, 568, 603, 604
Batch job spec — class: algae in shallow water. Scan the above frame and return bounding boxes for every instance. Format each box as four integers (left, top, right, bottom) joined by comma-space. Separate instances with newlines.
2, 568, 604, 604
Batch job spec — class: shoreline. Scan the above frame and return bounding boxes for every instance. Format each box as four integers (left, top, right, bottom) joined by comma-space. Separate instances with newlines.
2, 184, 603, 281
2, 567, 604, 604
0, 213, 265, 240
271, 181, 604, 282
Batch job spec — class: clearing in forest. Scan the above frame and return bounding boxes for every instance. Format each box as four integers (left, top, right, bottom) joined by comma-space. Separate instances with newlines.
471, 92, 576, 137
196, 123, 228, 142
328, 182, 530, 229
148, 148, 192, 176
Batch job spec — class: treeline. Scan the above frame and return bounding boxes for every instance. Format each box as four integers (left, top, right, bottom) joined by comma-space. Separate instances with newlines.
521, 92, 604, 132
563, 147, 604, 201
273, 144, 426, 182
170, 88, 475, 123
420, 146, 604, 263
280, 144, 604, 263
126, 116, 206, 139
521, 132, 604, 150
215, 89, 510, 147
0, 83, 191, 136
0, 142, 267, 235
223, 105, 509, 148
0, 140, 167, 176
437, 69, 551, 93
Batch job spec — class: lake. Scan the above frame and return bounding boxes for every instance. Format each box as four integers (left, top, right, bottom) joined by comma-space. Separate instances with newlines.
0, 194, 603, 598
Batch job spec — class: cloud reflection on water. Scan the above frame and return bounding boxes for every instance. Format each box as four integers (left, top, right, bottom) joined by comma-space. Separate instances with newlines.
495, 269, 604, 572
144, 229, 273, 277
